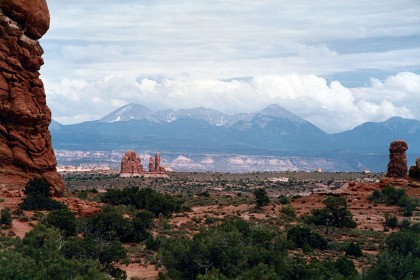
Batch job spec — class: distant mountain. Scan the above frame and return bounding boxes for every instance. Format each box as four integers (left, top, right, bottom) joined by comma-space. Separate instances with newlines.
50, 120, 62, 131
98, 103, 309, 128
100, 104, 156, 122
51, 103, 326, 153
50, 104, 420, 172
330, 117, 420, 154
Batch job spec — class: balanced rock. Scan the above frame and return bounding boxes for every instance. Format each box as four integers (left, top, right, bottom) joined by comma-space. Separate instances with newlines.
386, 140, 408, 178
0, 0, 63, 195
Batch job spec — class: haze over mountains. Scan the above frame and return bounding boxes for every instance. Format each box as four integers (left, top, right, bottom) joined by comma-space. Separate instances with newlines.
51, 104, 420, 172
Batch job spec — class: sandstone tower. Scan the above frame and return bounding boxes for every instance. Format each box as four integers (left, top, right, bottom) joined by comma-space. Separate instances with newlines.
0, 0, 64, 195
386, 140, 408, 178
120, 150, 143, 177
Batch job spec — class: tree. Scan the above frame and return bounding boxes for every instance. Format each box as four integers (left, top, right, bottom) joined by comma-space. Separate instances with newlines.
0, 224, 108, 280
0, 208, 12, 229
44, 208, 77, 237
129, 210, 154, 242
334, 257, 357, 277
323, 196, 356, 228
287, 226, 328, 252
254, 188, 270, 208
305, 196, 356, 228
20, 178, 64, 211
345, 242, 363, 258
100, 187, 183, 217
384, 213, 398, 228
24, 177, 51, 197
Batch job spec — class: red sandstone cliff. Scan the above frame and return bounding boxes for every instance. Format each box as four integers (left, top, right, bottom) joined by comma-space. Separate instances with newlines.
0, 0, 64, 195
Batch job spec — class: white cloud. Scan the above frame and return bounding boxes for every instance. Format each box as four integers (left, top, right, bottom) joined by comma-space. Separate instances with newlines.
38, 1, 420, 134
45, 72, 420, 133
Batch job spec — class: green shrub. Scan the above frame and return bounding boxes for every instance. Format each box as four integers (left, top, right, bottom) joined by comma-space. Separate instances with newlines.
345, 242, 363, 258
44, 209, 77, 237
305, 196, 356, 228
24, 178, 51, 197
20, 195, 65, 211
368, 189, 383, 203
334, 256, 357, 277
145, 236, 163, 251
384, 213, 398, 228
366, 229, 420, 279
382, 185, 406, 205
280, 205, 296, 218
20, 178, 65, 211
397, 196, 418, 217
253, 188, 270, 208
0, 208, 12, 229
287, 225, 328, 251
129, 210, 155, 242
278, 195, 289, 204
61, 236, 128, 273
0, 224, 108, 279
100, 187, 182, 217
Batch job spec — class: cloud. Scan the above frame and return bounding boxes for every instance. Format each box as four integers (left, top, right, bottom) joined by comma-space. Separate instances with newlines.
45, 72, 420, 133
39, 1, 420, 134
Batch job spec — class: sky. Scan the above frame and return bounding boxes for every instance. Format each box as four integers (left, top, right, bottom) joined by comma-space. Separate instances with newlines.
40, 0, 420, 133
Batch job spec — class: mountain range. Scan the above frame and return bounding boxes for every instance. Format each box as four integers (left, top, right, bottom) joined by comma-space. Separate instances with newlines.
50, 103, 420, 172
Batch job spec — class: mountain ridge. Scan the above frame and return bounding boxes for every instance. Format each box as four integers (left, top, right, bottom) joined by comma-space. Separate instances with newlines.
50, 103, 420, 172
98, 103, 314, 129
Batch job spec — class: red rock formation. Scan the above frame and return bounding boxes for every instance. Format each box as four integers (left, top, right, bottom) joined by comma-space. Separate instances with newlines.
149, 157, 155, 172
155, 153, 160, 171
386, 140, 408, 178
56, 197, 102, 217
0, 0, 64, 195
409, 157, 420, 180
120, 150, 143, 177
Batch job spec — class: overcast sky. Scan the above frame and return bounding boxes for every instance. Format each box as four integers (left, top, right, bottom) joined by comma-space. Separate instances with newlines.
41, 0, 420, 133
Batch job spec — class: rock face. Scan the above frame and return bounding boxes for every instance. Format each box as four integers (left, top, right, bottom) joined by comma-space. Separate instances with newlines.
155, 152, 166, 172
149, 157, 155, 172
409, 157, 420, 180
386, 140, 408, 178
120, 150, 143, 177
0, 0, 64, 195
155, 153, 161, 171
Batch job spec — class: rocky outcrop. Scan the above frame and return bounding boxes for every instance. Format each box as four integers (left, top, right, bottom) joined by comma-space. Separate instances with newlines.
120, 150, 143, 177
409, 157, 420, 180
149, 157, 155, 172
386, 140, 408, 178
155, 152, 166, 172
0, 0, 63, 195
55, 197, 102, 217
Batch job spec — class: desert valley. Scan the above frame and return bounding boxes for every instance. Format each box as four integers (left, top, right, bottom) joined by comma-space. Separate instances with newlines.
1, 0, 420, 280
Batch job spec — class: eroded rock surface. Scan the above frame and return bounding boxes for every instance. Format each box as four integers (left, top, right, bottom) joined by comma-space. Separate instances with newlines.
0, 0, 63, 195
409, 157, 420, 180
386, 140, 408, 178
120, 150, 143, 177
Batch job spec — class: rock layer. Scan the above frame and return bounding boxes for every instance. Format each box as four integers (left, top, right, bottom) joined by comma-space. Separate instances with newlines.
386, 140, 408, 178
0, 0, 64, 195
